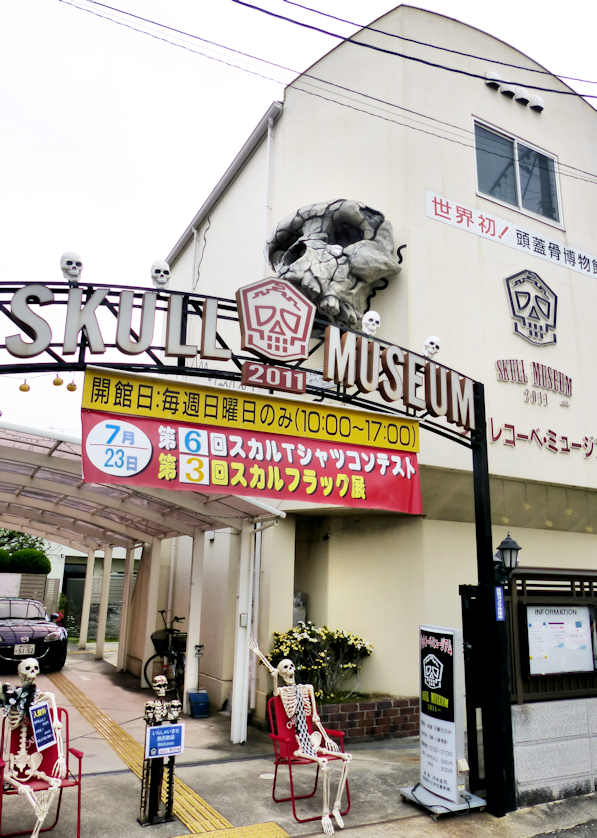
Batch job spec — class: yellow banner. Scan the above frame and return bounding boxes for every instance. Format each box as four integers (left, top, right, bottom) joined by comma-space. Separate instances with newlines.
82, 369, 418, 452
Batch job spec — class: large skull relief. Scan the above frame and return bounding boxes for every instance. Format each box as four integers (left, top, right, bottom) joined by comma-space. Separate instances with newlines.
505, 270, 557, 346
268, 199, 401, 330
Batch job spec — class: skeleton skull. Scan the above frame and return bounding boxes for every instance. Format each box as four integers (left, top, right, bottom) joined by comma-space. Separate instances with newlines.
152, 674, 168, 697
151, 259, 171, 287
17, 658, 39, 685
168, 699, 182, 722
362, 310, 381, 336
423, 335, 440, 358
268, 199, 401, 330
60, 252, 83, 285
277, 659, 296, 686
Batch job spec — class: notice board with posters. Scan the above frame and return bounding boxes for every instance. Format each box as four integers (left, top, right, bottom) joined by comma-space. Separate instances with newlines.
419, 625, 465, 803
527, 605, 596, 675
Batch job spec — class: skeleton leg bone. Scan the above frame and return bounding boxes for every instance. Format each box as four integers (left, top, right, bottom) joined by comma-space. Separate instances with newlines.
293, 749, 334, 835
316, 749, 351, 829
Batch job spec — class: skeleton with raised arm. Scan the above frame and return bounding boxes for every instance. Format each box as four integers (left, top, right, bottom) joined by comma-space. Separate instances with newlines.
1, 659, 66, 838
249, 638, 352, 836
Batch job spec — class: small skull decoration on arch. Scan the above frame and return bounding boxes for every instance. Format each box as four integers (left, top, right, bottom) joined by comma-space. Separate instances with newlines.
361, 310, 381, 337
60, 252, 83, 287
267, 199, 401, 331
423, 335, 440, 359
150, 260, 171, 288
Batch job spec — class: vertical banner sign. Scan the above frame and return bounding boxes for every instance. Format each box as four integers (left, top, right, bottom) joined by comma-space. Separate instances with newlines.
419, 626, 458, 802
29, 701, 57, 752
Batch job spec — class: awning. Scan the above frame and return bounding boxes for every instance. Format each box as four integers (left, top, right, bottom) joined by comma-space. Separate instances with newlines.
0, 421, 284, 551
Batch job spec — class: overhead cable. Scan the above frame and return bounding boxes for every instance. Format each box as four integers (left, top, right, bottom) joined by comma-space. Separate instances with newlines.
281, 0, 597, 85
230, 0, 597, 100
58, 0, 597, 186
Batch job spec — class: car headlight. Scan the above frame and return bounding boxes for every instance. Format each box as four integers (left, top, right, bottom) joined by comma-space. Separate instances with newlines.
44, 630, 63, 643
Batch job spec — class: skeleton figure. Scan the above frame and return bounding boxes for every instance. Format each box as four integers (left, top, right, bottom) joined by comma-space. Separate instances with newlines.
144, 675, 170, 726
267, 200, 401, 330
1, 659, 66, 838
150, 260, 171, 287
59, 252, 83, 287
361, 310, 381, 336
423, 335, 440, 359
250, 639, 352, 836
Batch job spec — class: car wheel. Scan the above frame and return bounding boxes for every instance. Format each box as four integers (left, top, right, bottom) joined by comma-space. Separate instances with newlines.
43, 642, 67, 672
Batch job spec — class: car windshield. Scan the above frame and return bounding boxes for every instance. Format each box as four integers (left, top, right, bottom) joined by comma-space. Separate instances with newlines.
0, 600, 47, 620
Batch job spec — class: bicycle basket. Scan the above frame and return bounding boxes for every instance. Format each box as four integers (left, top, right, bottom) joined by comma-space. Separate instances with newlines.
150, 629, 170, 655
173, 632, 187, 652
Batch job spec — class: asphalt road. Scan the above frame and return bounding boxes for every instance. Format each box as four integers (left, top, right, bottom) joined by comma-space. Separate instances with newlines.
533, 823, 597, 838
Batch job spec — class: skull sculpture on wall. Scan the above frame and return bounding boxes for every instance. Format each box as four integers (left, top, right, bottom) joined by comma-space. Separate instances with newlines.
267, 199, 401, 330
361, 310, 381, 336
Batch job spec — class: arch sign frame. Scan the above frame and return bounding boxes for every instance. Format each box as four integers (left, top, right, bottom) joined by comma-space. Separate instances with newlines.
0, 278, 514, 816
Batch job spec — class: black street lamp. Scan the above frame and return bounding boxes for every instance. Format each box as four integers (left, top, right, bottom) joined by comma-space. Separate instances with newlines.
493, 532, 522, 585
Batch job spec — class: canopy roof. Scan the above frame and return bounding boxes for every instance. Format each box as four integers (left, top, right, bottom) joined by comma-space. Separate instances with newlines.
0, 423, 282, 552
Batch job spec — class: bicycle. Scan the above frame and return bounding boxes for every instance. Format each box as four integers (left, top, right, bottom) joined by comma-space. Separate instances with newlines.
143, 611, 188, 703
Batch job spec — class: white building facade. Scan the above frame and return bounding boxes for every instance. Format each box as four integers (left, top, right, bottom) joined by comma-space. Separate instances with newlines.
164, 5, 597, 730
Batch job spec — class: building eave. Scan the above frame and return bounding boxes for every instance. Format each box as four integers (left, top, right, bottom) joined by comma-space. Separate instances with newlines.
167, 100, 284, 267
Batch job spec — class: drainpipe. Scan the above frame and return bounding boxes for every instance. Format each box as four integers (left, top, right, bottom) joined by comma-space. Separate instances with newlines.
248, 526, 262, 710
167, 539, 176, 623
263, 115, 275, 274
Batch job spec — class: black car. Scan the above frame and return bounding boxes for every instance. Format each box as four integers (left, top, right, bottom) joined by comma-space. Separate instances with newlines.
0, 597, 68, 671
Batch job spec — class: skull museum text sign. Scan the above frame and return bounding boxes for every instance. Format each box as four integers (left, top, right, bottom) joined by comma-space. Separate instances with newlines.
81, 371, 422, 513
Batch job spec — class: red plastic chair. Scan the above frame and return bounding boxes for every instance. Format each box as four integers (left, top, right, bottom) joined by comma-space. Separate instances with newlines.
0, 706, 83, 838
267, 694, 351, 823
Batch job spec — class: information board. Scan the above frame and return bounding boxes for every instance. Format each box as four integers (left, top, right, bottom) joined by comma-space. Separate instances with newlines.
527, 605, 595, 675
145, 723, 185, 759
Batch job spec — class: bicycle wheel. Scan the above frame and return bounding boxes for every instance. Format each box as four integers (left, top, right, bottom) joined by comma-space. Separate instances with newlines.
174, 653, 186, 704
143, 653, 165, 688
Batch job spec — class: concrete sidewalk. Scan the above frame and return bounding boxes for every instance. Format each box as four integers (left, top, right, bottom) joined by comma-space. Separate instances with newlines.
1, 650, 596, 837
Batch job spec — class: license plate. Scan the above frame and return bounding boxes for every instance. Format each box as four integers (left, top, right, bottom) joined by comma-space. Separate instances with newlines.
14, 644, 35, 656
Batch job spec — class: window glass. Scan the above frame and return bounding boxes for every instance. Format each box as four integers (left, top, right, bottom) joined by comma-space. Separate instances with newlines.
518, 143, 559, 222
475, 124, 517, 207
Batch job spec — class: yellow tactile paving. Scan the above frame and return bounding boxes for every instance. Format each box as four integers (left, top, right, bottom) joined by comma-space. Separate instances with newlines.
48, 671, 233, 833
173, 825, 289, 838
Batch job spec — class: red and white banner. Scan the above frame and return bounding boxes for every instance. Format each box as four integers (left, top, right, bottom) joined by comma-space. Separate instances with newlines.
82, 410, 422, 514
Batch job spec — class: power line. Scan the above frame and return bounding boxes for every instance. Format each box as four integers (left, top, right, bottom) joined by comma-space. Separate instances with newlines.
59, 0, 597, 185
231, 0, 597, 100
280, 0, 597, 86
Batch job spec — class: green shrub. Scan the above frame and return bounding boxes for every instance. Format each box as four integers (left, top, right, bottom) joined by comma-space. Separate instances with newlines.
0, 550, 11, 572
268, 621, 373, 701
9, 549, 51, 575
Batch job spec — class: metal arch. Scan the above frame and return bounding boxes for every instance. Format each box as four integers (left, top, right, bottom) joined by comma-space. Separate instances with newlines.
0, 505, 137, 549
0, 281, 474, 450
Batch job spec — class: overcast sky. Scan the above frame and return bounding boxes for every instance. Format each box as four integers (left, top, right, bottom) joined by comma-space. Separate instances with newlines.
1, 0, 595, 433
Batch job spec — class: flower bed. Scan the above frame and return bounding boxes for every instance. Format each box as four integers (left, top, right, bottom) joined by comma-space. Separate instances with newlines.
318, 696, 419, 742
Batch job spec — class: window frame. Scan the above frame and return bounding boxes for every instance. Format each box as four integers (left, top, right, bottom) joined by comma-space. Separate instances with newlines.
473, 119, 565, 231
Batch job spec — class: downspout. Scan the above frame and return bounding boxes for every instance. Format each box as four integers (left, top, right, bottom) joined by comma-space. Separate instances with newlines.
249, 526, 262, 710
167, 539, 176, 623
263, 115, 275, 274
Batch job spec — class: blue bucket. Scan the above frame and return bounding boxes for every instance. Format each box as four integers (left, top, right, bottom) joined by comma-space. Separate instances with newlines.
188, 689, 209, 719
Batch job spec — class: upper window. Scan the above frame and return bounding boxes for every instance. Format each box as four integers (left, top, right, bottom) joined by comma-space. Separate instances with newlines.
474, 123, 560, 224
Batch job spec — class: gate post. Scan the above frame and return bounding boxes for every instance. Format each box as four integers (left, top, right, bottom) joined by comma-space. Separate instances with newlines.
471, 381, 516, 816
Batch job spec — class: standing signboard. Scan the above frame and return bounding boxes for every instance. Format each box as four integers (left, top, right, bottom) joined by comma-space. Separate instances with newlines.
419, 625, 459, 802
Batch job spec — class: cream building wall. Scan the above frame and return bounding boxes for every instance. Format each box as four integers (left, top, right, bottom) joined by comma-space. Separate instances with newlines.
166, 5, 597, 710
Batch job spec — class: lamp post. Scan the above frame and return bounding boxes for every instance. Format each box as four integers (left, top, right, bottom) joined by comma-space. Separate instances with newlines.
493, 532, 522, 586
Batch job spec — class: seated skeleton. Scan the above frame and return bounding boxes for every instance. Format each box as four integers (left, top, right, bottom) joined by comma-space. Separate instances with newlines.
250, 638, 352, 836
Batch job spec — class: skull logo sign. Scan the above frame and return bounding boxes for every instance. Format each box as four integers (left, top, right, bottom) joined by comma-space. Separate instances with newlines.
505, 270, 557, 346
236, 278, 316, 361
267, 199, 401, 330
423, 654, 443, 690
